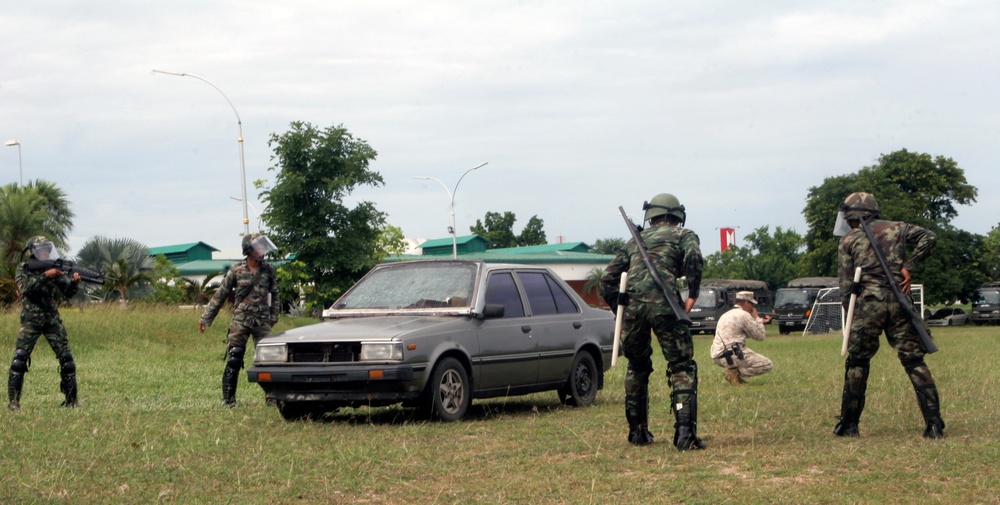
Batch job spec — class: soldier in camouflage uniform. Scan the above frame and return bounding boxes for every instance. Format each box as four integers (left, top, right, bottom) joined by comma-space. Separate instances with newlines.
199, 233, 280, 407
601, 193, 706, 451
8, 236, 83, 411
834, 192, 944, 438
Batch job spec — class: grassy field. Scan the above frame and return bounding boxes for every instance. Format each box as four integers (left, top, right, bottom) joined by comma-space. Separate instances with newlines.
0, 305, 997, 504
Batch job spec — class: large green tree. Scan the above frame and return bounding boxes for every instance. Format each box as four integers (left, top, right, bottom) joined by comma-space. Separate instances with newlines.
469, 211, 547, 248
801, 148, 979, 304
258, 121, 388, 311
0, 180, 74, 304
703, 226, 804, 290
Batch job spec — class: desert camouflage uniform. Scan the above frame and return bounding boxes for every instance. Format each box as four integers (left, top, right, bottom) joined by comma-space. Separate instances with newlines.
601, 221, 704, 449
200, 260, 280, 405
710, 307, 773, 378
8, 263, 80, 409
837, 216, 942, 437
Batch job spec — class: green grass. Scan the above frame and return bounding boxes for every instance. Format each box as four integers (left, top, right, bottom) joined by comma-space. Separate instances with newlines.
1, 305, 998, 504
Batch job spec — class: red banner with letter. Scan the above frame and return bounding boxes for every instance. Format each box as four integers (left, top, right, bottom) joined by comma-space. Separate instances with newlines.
720, 227, 736, 252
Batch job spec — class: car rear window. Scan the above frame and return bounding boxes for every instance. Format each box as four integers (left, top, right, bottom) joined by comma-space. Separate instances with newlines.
517, 271, 579, 315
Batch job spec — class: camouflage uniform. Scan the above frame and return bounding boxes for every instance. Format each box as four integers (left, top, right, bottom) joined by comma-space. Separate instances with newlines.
835, 192, 943, 438
8, 256, 81, 410
200, 258, 280, 406
601, 197, 705, 450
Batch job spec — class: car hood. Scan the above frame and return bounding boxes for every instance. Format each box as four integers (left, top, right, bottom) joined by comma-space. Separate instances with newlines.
260, 315, 470, 344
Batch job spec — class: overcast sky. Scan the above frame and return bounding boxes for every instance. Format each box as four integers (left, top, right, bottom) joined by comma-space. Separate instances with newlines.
2, 1, 997, 258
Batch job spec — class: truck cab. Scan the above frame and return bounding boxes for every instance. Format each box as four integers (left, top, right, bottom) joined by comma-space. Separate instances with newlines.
681, 279, 771, 335
772, 277, 838, 335
971, 282, 1000, 325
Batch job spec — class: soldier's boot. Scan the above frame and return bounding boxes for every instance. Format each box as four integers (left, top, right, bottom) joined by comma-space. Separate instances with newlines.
625, 386, 654, 446
58, 351, 78, 408
8, 349, 29, 411
670, 361, 705, 451
222, 346, 245, 407
671, 389, 706, 451
723, 367, 745, 385
834, 356, 869, 437
904, 358, 945, 439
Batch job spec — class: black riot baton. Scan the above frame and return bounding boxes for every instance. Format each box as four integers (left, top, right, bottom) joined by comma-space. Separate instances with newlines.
618, 206, 692, 325
858, 218, 938, 354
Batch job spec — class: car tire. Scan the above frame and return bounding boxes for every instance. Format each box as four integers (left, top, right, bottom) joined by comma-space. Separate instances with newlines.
421, 357, 470, 422
558, 351, 599, 407
779, 327, 789, 335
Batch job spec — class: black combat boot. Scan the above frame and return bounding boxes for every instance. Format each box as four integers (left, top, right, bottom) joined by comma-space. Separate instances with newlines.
58, 351, 78, 408
903, 358, 945, 439
834, 357, 869, 437
8, 349, 29, 411
833, 391, 865, 436
671, 389, 706, 451
222, 366, 239, 407
625, 387, 654, 446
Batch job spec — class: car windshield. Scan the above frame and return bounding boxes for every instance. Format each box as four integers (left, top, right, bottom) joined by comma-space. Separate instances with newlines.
775, 289, 811, 307
684, 288, 720, 308
973, 290, 1000, 305
333, 262, 478, 310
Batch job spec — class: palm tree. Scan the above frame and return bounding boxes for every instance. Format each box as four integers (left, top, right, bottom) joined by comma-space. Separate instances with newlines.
75, 237, 157, 302
178, 273, 222, 306
583, 267, 606, 297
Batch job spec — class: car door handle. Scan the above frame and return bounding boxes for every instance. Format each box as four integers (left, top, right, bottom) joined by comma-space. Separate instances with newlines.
521, 325, 532, 334
573, 322, 582, 329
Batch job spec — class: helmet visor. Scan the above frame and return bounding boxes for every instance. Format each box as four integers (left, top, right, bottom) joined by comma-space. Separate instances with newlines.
832, 211, 851, 237
32, 241, 58, 260
250, 235, 278, 257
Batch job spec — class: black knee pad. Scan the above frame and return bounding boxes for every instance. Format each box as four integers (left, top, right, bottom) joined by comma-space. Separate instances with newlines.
11, 349, 30, 374
900, 355, 925, 373
669, 359, 698, 376
846, 356, 871, 370
227, 347, 246, 370
58, 351, 76, 374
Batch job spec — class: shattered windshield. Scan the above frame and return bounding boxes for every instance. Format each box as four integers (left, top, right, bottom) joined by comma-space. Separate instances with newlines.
333, 262, 478, 310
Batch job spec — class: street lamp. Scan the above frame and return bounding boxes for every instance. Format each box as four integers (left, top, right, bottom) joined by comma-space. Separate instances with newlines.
414, 162, 489, 258
152, 69, 250, 235
4, 140, 21, 185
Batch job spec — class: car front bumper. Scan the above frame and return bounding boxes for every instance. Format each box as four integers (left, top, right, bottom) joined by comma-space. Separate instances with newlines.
247, 363, 421, 402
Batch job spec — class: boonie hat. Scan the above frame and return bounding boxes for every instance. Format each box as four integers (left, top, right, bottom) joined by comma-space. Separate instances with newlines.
735, 291, 758, 305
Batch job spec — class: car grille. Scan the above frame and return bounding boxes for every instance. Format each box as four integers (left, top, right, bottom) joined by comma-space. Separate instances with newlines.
287, 342, 361, 363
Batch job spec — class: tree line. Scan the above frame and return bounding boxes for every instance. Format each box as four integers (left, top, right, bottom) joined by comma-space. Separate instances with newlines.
3, 120, 993, 313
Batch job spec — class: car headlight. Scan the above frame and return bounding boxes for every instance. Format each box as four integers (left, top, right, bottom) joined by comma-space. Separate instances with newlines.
255, 344, 288, 363
360, 342, 403, 361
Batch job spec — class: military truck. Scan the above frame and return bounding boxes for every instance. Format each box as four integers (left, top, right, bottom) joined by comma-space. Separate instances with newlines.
772, 277, 839, 335
680, 279, 772, 335
971, 281, 1000, 325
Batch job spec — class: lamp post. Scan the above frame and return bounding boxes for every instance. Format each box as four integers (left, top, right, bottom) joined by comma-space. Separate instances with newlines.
152, 70, 250, 235
414, 161, 489, 258
4, 140, 21, 185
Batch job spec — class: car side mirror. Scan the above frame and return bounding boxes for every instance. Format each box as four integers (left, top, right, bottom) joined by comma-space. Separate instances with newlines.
481, 303, 505, 319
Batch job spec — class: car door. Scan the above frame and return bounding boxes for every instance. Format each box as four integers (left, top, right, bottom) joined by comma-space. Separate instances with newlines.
476, 270, 539, 390
516, 270, 583, 385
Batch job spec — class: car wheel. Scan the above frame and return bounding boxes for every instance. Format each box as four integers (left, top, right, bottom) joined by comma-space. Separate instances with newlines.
421, 357, 470, 421
558, 351, 599, 407
779, 327, 789, 335
278, 401, 327, 422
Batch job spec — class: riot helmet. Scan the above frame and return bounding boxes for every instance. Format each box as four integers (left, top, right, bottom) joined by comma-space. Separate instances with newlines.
25, 236, 58, 260
833, 192, 880, 236
242, 233, 278, 258
643, 193, 686, 225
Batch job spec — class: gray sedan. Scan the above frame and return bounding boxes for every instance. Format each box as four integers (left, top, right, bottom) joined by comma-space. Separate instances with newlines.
248, 260, 615, 421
